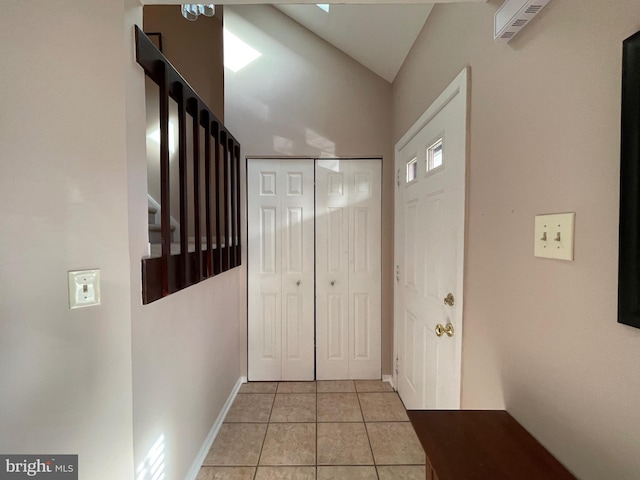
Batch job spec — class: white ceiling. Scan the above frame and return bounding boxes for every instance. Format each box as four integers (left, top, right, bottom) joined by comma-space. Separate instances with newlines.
274, 4, 434, 83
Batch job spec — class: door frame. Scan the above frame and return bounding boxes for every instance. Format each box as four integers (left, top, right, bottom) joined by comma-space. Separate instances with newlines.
392, 67, 469, 406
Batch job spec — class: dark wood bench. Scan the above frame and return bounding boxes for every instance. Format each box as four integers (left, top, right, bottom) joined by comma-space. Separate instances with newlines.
407, 410, 577, 480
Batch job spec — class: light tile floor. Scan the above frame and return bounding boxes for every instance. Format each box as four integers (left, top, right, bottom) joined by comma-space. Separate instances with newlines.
197, 380, 425, 480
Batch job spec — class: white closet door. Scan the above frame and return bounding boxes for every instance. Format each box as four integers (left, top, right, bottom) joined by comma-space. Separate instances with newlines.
316, 159, 381, 380
247, 159, 315, 381
316, 160, 350, 379
347, 160, 381, 379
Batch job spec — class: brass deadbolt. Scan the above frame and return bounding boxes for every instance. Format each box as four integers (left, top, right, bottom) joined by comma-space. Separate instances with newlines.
444, 293, 455, 306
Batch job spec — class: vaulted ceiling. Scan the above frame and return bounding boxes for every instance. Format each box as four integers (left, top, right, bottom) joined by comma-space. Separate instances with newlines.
274, 4, 434, 82
145, 0, 488, 82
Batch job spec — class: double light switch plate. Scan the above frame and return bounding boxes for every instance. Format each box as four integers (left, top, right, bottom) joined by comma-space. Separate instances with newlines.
534, 212, 575, 261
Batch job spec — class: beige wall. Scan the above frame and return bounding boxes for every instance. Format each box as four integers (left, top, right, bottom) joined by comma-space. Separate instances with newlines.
0, 1, 134, 478
393, 1, 640, 478
224, 5, 395, 377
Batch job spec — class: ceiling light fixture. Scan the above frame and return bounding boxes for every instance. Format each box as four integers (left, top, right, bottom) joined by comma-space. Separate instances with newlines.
181, 4, 215, 21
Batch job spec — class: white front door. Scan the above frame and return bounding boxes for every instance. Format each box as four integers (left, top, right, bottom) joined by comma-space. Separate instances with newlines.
316, 159, 382, 380
394, 68, 468, 409
247, 159, 315, 380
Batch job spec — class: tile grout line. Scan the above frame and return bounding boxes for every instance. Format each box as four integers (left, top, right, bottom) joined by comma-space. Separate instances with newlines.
251, 386, 277, 480
356, 387, 381, 480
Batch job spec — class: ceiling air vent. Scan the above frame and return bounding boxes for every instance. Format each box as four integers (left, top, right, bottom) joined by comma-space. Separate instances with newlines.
494, 0, 551, 42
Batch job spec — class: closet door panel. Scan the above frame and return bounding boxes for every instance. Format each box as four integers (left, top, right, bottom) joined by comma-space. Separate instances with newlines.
248, 160, 283, 380
248, 159, 314, 380
281, 160, 315, 380
316, 160, 350, 379
348, 160, 381, 379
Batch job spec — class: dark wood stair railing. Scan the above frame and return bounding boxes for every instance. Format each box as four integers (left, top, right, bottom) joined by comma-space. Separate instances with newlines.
135, 26, 242, 304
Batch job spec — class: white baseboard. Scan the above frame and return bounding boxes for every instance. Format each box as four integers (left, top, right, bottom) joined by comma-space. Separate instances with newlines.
382, 374, 395, 390
184, 376, 246, 480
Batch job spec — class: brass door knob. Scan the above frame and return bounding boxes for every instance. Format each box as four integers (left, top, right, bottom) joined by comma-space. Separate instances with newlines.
435, 322, 455, 337
444, 293, 455, 306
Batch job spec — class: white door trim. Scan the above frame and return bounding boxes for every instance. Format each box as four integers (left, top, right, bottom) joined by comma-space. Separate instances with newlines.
393, 67, 468, 406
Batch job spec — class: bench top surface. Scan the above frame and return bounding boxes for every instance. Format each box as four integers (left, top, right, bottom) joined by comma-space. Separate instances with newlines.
407, 410, 577, 480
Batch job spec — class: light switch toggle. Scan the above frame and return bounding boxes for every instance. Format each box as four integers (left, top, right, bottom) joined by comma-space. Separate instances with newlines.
534, 213, 575, 261
68, 269, 101, 309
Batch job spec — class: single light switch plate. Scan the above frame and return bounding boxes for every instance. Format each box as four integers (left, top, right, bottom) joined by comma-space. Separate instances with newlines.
534, 213, 575, 261
68, 269, 101, 309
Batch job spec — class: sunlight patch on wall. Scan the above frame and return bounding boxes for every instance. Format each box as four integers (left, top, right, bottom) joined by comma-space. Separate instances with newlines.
136, 434, 166, 480
305, 128, 336, 157
316, 4, 330, 13
224, 29, 262, 73
273, 135, 294, 155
